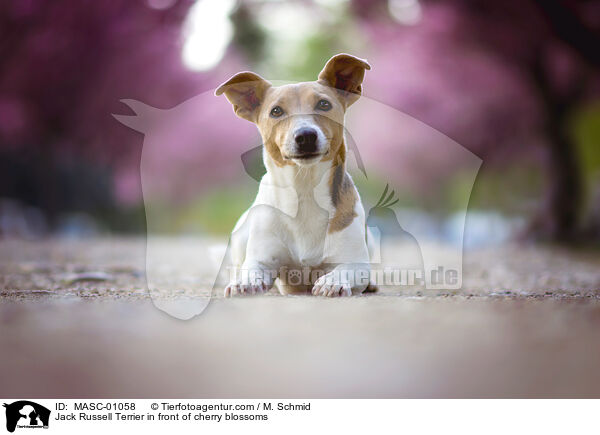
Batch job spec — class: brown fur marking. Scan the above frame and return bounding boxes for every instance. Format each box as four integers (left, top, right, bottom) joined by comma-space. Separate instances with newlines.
328, 149, 357, 234
264, 137, 292, 167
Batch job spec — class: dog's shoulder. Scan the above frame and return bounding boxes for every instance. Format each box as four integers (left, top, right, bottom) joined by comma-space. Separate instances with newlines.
328, 165, 360, 233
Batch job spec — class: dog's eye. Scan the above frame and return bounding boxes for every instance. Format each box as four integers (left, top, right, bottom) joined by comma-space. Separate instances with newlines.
270, 106, 284, 118
316, 99, 332, 111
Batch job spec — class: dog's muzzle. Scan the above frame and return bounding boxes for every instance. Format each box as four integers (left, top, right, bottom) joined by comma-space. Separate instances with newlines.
289, 127, 323, 160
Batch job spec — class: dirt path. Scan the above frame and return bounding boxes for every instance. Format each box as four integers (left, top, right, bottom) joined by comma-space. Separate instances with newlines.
1, 238, 599, 397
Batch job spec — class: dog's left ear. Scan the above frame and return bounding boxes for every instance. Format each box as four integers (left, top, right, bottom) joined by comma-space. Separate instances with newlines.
318, 54, 371, 106
215, 72, 271, 123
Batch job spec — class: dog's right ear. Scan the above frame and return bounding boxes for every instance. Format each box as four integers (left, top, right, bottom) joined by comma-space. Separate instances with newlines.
318, 54, 371, 107
215, 72, 271, 123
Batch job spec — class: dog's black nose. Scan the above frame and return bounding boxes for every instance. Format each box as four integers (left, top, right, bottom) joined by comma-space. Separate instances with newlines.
294, 128, 318, 153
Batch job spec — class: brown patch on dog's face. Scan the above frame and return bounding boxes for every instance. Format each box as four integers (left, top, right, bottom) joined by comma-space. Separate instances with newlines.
256, 82, 346, 167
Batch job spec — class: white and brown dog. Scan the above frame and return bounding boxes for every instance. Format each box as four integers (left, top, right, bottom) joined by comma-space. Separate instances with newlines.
216, 54, 373, 297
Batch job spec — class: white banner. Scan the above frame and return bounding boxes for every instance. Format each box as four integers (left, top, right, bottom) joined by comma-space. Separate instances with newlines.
1, 399, 598, 435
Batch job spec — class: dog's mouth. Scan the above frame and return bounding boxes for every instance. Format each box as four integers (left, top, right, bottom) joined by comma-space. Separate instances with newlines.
284, 152, 325, 161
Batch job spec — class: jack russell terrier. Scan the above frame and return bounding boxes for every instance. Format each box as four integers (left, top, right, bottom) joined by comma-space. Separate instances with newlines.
216, 53, 374, 297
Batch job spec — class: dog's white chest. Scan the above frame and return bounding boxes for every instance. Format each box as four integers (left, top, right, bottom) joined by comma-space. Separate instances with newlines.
286, 191, 330, 266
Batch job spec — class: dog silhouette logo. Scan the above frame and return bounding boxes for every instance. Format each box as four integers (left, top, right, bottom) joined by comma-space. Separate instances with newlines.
3, 401, 50, 433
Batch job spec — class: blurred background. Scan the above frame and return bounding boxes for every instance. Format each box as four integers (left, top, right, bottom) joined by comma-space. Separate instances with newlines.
1, 0, 599, 245
2, 1, 600, 400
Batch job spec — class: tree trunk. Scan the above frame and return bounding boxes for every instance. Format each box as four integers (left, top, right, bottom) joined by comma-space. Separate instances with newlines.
542, 111, 582, 241
527, 50, 583, 242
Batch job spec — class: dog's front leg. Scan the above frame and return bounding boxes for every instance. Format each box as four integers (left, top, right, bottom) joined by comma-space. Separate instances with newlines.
224, 258, 278, 297
312, 218, 371, 297
225, 213, 289, 297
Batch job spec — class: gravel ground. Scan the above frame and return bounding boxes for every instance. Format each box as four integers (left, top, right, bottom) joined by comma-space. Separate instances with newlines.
1, 237, 599, 398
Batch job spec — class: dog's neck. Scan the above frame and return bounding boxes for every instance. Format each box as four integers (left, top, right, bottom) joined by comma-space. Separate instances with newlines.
262, 147, 346, 213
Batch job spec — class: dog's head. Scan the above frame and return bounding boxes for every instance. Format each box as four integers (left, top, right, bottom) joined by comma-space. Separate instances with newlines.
216, 54, 370, 167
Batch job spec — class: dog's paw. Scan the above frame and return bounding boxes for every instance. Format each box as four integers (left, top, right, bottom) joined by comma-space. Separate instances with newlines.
311, 273, 352, 297
224, 281, 269, 297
